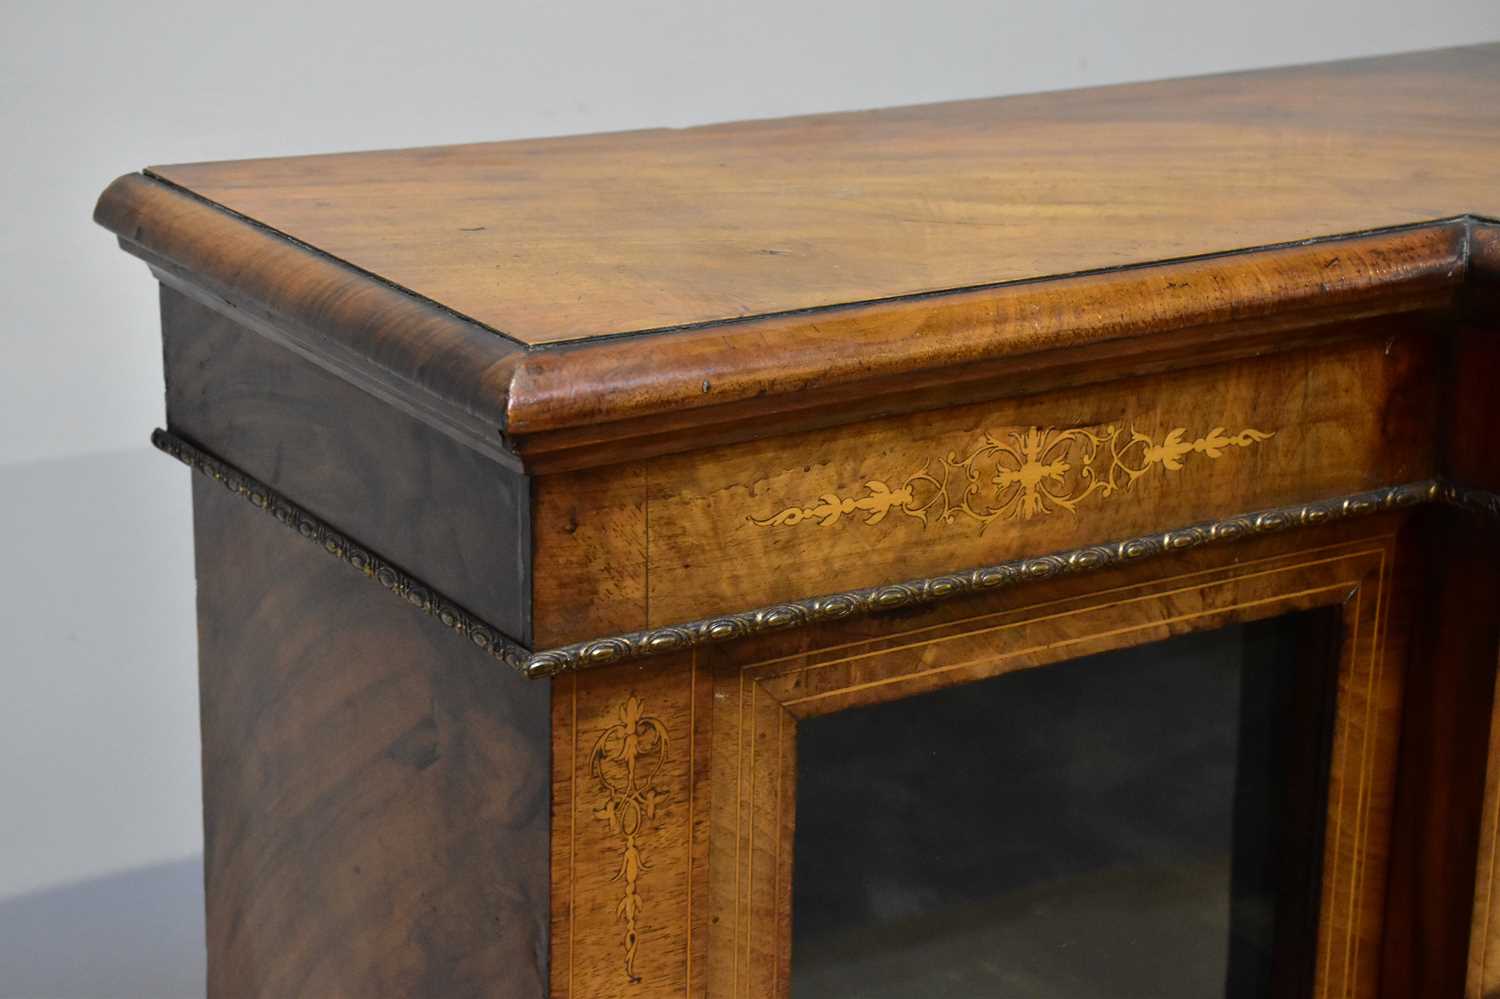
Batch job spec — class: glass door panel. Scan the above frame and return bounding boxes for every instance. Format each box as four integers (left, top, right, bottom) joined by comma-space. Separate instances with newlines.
791, 613, 1336, 999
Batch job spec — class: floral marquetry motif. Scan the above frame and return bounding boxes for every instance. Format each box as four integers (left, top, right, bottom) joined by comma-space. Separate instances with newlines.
589, 694, 670, 983
751, 424, 1274, 532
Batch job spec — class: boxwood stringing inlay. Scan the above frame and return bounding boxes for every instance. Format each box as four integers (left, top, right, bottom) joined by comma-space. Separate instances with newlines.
153, 428, 1491, 678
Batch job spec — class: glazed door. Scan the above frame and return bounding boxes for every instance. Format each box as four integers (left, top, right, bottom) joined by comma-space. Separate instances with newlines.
549, 522, 1497, 999
698, 534, 1404, 999
791, 612, 1336, 998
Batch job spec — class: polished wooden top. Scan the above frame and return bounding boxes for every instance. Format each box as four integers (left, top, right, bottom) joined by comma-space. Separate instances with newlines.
98, 45, 1499, 460
145, 45, 1498, 347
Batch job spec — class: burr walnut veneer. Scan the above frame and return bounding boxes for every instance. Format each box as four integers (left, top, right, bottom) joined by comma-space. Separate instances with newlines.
98, 44, 1500, 998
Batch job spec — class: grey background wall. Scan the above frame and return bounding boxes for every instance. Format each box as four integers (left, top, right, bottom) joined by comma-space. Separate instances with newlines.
3, 1, 1498, 994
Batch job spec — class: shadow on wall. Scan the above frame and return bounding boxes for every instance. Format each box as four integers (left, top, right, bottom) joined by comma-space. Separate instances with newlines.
0, 857, 204, 999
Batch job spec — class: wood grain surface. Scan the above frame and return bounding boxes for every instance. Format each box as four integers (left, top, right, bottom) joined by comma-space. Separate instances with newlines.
98, 173, 1467, 468
1379, 510, 1499, 999
530, 332, 1438, 646
550, 524, 1415, 999
1444, 314, 1500, 999
94, 173, 522, 458
503, 228, 1461, 463
146, 46, 1499, 346
191, 474, 550, 998
162, 286, 533, 641
718, 539, 1406, 999
100, 43, 1500, 998
95, 47, 1500, 459
550, 652, 710, 999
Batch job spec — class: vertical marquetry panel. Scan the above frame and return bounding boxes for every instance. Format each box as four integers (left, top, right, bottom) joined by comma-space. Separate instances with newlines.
551, 653, 707, 999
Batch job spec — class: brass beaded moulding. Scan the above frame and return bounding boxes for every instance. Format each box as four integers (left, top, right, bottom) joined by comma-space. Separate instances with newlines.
153, 428, 1481, 679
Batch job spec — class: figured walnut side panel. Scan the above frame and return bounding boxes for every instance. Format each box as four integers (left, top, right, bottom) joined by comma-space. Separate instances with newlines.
1391, 511, 1500, 999
162, 287, 533, 642
191, 474, 549, 998
1448, 316, 1500, 999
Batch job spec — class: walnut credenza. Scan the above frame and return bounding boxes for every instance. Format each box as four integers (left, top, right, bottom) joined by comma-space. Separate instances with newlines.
98, 44, 1500, 999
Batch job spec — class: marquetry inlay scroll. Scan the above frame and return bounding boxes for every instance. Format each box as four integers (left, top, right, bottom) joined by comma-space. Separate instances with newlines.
165, 427, 1500, 683
751, 424, 1274, 530
589, 694, 670, 983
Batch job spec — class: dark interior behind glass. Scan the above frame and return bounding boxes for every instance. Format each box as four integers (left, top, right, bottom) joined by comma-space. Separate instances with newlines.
791, 612, 1338, 999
